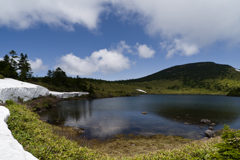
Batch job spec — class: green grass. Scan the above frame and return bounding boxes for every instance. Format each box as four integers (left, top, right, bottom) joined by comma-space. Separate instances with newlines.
5, 101, 225, 159
5, 101, 106, 160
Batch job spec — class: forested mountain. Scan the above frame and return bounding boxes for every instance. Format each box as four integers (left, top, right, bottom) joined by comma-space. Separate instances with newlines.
123, 62, 240, 82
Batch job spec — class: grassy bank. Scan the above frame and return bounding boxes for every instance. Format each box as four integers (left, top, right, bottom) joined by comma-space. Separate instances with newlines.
5, 101, 106, 160
4, 101, 226, 159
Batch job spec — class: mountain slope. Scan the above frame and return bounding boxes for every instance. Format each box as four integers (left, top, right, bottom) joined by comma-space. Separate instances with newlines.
127, 62, 239, 82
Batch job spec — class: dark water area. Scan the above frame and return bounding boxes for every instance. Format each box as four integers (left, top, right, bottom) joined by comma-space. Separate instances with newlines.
40, 95, 240, 140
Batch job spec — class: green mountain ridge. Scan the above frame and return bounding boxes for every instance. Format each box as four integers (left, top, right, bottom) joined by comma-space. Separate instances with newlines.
111, 62, 240, 95
123, 62, 239, 82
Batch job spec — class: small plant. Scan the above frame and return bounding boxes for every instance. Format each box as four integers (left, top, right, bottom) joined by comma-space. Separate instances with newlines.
5, 99, 15, 106
210, 124, 240, 159
0, 74, 4, 79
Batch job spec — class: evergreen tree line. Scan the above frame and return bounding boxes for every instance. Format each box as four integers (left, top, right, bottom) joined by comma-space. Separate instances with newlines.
0, 50, 94, 93
0, 50, 32, 80
41, 68, 94, 93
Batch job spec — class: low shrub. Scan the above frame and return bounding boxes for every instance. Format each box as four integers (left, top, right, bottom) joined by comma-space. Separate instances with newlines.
210, 124, 240, 159
24, 96, 61, 112
0, 74, 4, 79
6, 103, 106, 160
6, 99, 15, 106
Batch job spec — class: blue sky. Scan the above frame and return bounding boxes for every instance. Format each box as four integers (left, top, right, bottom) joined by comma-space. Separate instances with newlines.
0, 0, 240, 80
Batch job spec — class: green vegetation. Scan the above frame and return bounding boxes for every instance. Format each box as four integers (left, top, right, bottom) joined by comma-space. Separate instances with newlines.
211, 125, 240, 159
2, 53, 240, 97
23, 95, 61, 112
5, 100, 240, 159
227, 88, 240, 97
0, 74, 4, 79
30, 62, 240, 97
5, 100, 106, 160
5, 101, 221, 159
89, 134, 193, 157
0, 50, 32, 80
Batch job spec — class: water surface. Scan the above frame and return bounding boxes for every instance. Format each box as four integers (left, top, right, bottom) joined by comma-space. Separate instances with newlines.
40, 95, 240, 140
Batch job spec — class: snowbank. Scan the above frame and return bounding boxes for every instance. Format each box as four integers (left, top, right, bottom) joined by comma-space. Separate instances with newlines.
0, 78, 49, 103
0, 106, 38, 160
0, 78, 89, 103
236, 68, 240, 72
136, 89, 147, 93
49, 91, 88, 98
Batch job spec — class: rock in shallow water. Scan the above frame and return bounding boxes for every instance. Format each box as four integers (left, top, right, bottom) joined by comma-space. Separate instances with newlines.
200, 119, 211, 124
205, 130, 215, 138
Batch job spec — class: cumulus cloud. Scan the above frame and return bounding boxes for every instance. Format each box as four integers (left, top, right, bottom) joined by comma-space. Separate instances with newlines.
0, 57, 3, 61
29, 58, 48, 72
161, 39, 199, 59
0, 0, 109, 30
135, 43, 155, 58
56, 49, 130, 76
111, 0, 240, 57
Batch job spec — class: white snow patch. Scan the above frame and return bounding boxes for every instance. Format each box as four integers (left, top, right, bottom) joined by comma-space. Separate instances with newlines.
136, 89, 147, 93
0, 78, 89, 103
0, 106, 38, 160
49, 91, 88, 98
235, 68, 240, 72
0, 78, 49, 103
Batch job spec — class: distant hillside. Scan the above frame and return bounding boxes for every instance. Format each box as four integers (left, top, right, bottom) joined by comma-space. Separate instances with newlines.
126, 62, 239, 82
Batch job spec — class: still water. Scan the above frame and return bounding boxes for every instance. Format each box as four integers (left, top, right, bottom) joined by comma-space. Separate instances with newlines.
40, 95, 240, 140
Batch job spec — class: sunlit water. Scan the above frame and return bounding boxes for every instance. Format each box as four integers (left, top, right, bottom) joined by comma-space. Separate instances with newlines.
40, 95, 240, 140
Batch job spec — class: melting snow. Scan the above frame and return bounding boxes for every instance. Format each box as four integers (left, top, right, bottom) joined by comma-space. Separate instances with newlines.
49, 91, 88, 98
0, 106, 38, 160
0, 78, 89, 103
0, 78, 49, 103
136, 89, 147, 93
0, 78, 89, 159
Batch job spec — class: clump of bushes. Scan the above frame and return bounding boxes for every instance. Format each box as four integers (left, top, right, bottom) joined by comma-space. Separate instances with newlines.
227, 88, 240, 97
210, 124, 240, 159
24, 96, 61, 112
0, 74, 4, 79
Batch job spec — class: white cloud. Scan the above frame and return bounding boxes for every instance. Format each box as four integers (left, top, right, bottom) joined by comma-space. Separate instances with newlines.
116, 41, 155, 58
161, 39, 199, 59
0, 0, 109, 30
135, 43, 155, 58
111, 0, 240, 57
29, 58, 48, 72
117, 41, 132, 53
56, 49, 130, 76
0, 57, 3, 61
2, 1, 239, 58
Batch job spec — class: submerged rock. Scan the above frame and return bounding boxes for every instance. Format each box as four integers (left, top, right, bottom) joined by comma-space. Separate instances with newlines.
142, 111, 147, 115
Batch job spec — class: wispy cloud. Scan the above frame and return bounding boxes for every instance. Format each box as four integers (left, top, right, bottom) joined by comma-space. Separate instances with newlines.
111, 0, 240, 57
1, 1, 240, 59
161, 39, 199, 59
117, 41, 156, 58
